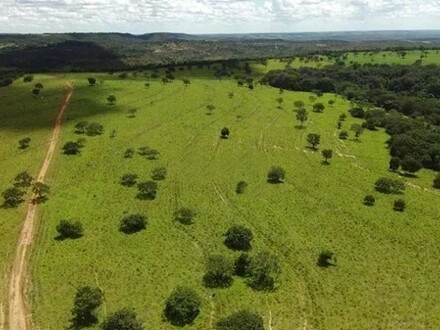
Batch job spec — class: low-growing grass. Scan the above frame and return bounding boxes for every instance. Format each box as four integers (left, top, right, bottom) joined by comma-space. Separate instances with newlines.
27, 68, 440, 329
345, 49, 440, 65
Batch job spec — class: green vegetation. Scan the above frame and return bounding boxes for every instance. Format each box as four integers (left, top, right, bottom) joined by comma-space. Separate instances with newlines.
216, 310, 264, 330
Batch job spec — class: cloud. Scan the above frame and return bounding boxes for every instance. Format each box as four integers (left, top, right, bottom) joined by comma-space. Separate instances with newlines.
0, 0, 439, 33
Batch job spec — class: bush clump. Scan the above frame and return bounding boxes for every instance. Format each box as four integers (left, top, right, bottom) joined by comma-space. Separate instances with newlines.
120, 214, 147, 234
224, 225, 253, 251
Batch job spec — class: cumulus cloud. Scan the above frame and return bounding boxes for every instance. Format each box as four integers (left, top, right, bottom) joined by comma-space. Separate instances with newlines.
0, 0, 439, 33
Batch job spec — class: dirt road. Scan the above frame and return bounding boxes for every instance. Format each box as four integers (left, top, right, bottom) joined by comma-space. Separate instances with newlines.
8, 80, 73, 330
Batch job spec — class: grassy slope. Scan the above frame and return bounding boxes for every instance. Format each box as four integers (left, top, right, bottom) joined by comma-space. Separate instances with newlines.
345, 50, 440, 65
0, 75, 66, 315
29, 65, 440, 330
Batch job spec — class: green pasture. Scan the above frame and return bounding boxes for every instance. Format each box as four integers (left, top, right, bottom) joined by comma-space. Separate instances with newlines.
345, 49, 440, 65
25, 67, 440, 329
0, 75, 67, 314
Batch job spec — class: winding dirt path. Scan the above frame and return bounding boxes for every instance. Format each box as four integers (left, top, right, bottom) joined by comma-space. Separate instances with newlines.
8, 80, 73, 330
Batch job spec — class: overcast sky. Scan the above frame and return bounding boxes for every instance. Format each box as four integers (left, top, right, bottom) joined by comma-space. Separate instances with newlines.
1, 0, 440, 34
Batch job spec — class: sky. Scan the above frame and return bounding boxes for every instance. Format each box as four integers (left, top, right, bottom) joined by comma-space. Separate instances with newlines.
1, 0, 440, 34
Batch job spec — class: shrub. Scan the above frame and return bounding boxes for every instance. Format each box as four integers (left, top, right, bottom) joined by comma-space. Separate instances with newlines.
248, 251, 281, 291
235, 181, 248, 194
363, 195, 376, 206
151, 166, 167, 180
321, 149, 333, 163
14, 171, 33, 188
85, 122, 103, 136
124, 148, 135, 158
394, 199, 406, 212
339, 113, 347, 121
306, 133, 321, 149
137, 181, 158, 200
102, 308, 144, 330
234, 253, 251, 277
120, 173, 138, 187
203, 255, 234, 288
138, 146, 160, 160
119, 214, 147, 234
87, 77, 96, 86
74, 121, 89, 134
173, 207, 195, 225
267, 166, 286, 183
70, 286, 103, 327
224, 225, 253, 251
107, 95, 117, 105
19, 137, 31, 149
23, 75, 34, 82
375, 177, 405, 194
312, 102, 325, 113
433, 173, 440, 189
338, 131, 348, 140
2, 187, 25, 208
56, 220, 83, 239
164, 286, 201, 326
220, 127, 230, 139
63, 141, 83, 155
317, 250, 336, 267
216, 310, 264, 330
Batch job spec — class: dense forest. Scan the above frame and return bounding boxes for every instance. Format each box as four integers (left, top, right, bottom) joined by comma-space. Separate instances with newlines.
262, 63, 440, 171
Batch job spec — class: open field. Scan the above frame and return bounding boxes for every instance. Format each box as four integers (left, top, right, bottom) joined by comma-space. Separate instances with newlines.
18, 65, 440, 329
344, 49, 440, 65
0, 75, 67, 326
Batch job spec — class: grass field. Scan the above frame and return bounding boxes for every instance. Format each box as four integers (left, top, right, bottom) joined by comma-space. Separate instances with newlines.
0, 75, 67, 319
344, 49, 440, 65
17, 64, 440, 330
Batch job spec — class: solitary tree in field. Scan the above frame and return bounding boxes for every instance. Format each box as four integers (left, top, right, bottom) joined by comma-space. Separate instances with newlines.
151, 166, 167, 180
32, 181, 50, 203
107, 95, 117, 105
164, 286, 201, 326
173, 207, 196, 225
216, 310, 264, 330
120, 214, 147, 234
338, 130, 348, 140
267, 166, 286, 183
34, 83, 44, 89
312, 102, 325, 113
124, 148, 135, 158
102, 308, 144, 330
393, 199, 406, 212
85, 122, 103, 136
203, 255, 234, 288
206, 104, 215, 115
321, 149, 333, 164
23, 75, 34, 82
70, 286, 103, 327
220, 127, 230, 139
183, 78, 191, 87
235, 181, 248, 194
63, 141, 83, 155
276, 97, 284, 108
2, 187, 25, 208
307, 133, 321, 150
56, 220, 83, 239
317, 250, 336, 267
87, 77, 96, 86
328, 99, 335, 107
294, 100, 305, 110
120, 173, 138, 187
350, 123, 364, 140
363, 195, 375, 206
137, 181, 158, 200
74, 121, 88, 134
224, 225, 253, 251
375, 177, 405, 194
248, 251, 281, 291
14, 171, 33, 188
19, 137, 31, 149
295, 108, 308, 128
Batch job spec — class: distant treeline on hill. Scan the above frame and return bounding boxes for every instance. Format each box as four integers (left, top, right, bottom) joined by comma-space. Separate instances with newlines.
262, 63, 440, 171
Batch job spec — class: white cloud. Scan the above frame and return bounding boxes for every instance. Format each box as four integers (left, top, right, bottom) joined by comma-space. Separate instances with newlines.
0, 0, 439, 33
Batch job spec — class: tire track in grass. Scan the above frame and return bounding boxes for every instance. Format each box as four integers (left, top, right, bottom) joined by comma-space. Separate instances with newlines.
8, 80, 73, 330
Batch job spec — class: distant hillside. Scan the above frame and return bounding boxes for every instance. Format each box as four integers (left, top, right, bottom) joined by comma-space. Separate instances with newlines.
1, 31, 440, 72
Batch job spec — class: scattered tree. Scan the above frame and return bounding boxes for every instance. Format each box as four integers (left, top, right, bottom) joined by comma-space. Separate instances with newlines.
224, 225, 253, 251
107, 95, 117, 105
164, 286, 201, 326
206, 104, 215, 115
317, 250, 336, 267
120, 214, 147, 234
32, 181, 50, 203
220, 127, 231, 139
14, 171, 33, 188
216, 310, 264, 330
86, 122, 104, 136
235, 181, 248, 194
312, 102, 325, 113
63, 141, 83, 155
293, 100, 305, 110
276, 97, 284, 108
389, 157, 400, 171
56, 220, 83, 239
393, 199, 406, 212
74, 121, 89, 134
2, 187, 25, 208
267, 166, 286, 183
363, 195, 376, 206
307, 133, 321, 150
34, 82, 44, 89
19, 137, 31, 149
151, 166, 167, 180
70, 286, 103, 327
328, 99, 335, 107
433, 173, 440, 189
124, 148, 135, 158
32, 88, 41, 96
338, 131, 348, 140
321, 149, 333, 164
350, 123, 364, 140
375, 177, 405, 194
23, 75, 34, 82
136, 181, 158, 200
295, 108, 308, 127
120, 173, 138, 187
339, 113, 347, 121
102, 308, 144, 330
87, 77, 96, 86
234, 253, 251, 277
203, 255, 234, 288
248, 251, 281, 291
138, 146, 160, 160
173, 207, 195, 225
